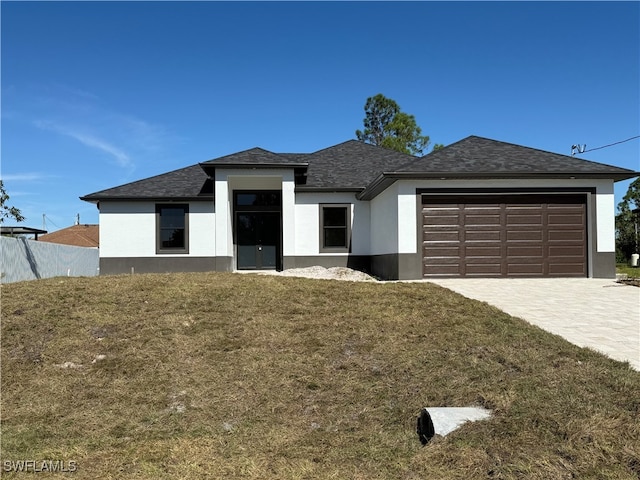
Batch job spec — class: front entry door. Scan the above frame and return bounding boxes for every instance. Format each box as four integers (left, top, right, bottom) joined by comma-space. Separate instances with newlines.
236, 212, 280, 270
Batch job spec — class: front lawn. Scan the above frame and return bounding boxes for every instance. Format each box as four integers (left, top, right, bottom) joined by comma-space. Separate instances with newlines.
1, 273, 638, 479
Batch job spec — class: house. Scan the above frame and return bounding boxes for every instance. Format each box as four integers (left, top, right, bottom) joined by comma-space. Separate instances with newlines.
80, 136, 638, 280
38, 224, 99, 248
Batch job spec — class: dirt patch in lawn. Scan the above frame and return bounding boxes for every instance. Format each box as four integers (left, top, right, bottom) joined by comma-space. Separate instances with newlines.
260, 265, 378, 282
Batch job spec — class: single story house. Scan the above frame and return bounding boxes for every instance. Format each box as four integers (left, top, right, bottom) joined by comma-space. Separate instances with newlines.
81, 136, 637, 279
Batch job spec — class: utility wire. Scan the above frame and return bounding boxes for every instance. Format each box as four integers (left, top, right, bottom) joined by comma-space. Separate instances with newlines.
580, 135, 640, 154
43, 214, 62, 231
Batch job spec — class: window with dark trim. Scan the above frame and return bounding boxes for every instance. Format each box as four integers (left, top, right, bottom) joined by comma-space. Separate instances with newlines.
319, 204, 351, 253
156, 204, 189, 254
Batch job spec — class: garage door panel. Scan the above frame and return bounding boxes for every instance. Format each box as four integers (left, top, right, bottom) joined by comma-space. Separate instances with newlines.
506, 203, 543, 209
465, 230, 501, 241
548, 214, 584, 225
547, 203, 584, 210
423, 264, 461, 276
423, 246, 460, 257
464, 214, 501, 225
460, 205, 502, 217
548, 230, 585, 242
424, 215, 460, 226
507, 230, 544, 241
549, 245, 584, 257
423, 254, 460, 263
466, 246, 502, 257
465, 263, 502, 275
423, 195, 587, 277
549, 263, 585, 275
423, 203, 460, 209
507, 263, 544, 275
465, 255, 503, 264
423, 231, 460, 242
506, 214, 543, 225
507, 245, 543, 257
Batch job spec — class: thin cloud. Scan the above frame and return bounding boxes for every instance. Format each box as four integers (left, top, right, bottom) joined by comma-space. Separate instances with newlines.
54, 83, 100, 101
0, 173, 47, 182
34, 120, 131, 167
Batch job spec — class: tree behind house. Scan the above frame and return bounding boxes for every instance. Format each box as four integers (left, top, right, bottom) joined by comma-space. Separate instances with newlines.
615, 177, 639, 262
0, 180, 25, 224
355, 93, 434, 156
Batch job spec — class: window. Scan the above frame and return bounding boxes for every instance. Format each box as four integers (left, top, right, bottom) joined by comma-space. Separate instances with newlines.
320, 204, 351, 253
235, 191, 281, 208
156, 204, 189, 253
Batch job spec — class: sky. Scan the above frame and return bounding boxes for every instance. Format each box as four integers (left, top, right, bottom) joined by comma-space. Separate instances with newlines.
2, 1, 639, 230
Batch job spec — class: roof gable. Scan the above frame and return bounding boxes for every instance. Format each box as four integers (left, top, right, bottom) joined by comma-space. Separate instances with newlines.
201, 147, 306, 166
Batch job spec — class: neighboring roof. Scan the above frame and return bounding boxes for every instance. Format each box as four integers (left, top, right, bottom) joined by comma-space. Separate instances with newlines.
38, 224, 99, 248
1, 226, 48, 239
81, 136, 638, 202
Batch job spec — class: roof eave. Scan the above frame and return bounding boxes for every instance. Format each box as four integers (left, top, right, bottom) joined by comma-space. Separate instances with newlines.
296, 186, 363, 193
199, 162, 309, 176
80, 195, 214, 203
358, 171, 639, 201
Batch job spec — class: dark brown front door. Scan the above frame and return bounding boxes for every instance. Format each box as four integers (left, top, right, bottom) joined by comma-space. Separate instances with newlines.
422, 194, 587, 277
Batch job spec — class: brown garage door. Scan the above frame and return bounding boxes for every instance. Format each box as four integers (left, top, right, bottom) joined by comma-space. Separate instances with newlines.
422, 194, 587, 277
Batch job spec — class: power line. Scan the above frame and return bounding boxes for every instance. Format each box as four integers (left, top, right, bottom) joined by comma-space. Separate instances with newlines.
575, 135, 640, 155
42, 214, 62, 231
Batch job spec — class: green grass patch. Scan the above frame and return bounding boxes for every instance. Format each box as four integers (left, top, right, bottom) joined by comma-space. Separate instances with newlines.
1, 273, 639, 479
617, 263, 640, 278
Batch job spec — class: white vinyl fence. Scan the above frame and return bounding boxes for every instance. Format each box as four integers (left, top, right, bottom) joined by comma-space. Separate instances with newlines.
1, 236, 99, 283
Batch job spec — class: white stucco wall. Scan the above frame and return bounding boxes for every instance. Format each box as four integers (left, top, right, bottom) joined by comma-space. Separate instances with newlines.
189, 202, 217, 255
99, 201, 215, 257
593, 181, 615, 252
370, 183, 399, 255
294, 192, 370, 255
100, 202, 155, 257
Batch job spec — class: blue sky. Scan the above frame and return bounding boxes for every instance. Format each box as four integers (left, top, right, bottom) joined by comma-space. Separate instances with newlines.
2, 1, 639, 229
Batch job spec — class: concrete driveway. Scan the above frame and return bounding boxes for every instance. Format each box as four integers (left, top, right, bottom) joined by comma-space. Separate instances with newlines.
427, 278, 640, 371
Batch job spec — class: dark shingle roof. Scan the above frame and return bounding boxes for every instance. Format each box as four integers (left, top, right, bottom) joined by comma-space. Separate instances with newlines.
201, 147, 308, 166
81, 136, 637, 202
80, 164, 212, 202
82, 141, 416, 200
398, 136, 636, 175
301, 140, 417, 189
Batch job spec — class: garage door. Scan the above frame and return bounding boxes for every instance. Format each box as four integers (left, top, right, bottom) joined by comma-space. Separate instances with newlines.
422, 194, 587, 277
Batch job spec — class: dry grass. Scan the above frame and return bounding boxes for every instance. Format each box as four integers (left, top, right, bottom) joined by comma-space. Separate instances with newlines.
1, 272, 639, 479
